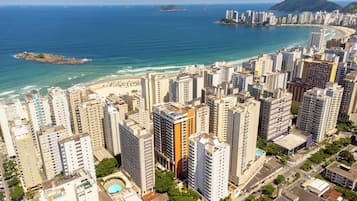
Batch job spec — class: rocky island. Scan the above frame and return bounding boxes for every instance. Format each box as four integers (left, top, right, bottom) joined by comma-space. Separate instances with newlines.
160, 5, 185, 12
14, 51, 91, 65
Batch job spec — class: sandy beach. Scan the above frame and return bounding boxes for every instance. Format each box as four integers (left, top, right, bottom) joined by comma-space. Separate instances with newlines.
280, 24, 356, 38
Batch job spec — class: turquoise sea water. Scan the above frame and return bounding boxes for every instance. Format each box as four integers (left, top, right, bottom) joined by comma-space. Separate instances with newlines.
0, 4, 337, 98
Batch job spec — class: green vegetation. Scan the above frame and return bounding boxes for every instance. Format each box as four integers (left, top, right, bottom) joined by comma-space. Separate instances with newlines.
274, 175, 286, 185
247, 194, 256, 201
34, 54, 45, 59
95, 158, 118, 178
335, 186, 357, 201
270, 0, 341, 12
342, 2, 357, 13
257, 137, 280, 156
338, 150, 355, 166
315, 174, 326, 181
220, 196, 231, 201
2, 160, 24, 201
308, 138, 351, 164
7, 178, 19, 188
220, 19, 238, 24
337, 119, 355, 131
301, 160, 313, 171
279, 155, 288, 166
291, 101, 300, 115
155, 171, 199, 201
0, 192, 4, 200
10, 185, 24, 201
262, 184, 276, 197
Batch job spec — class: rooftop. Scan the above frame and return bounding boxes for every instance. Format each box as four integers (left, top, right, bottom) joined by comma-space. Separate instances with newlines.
326, 161, 357, 181
58, 133, 90, 144
273, 131, 308, 150
153, 102, 193, 120
42, 169, 92, 190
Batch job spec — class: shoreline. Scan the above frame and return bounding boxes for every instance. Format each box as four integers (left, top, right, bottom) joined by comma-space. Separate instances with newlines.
85, 24, 355, 97
279, 24, 356, 39
1, 24, 355, 100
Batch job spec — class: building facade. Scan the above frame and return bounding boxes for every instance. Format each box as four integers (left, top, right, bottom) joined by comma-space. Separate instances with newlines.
153, 103, 196, 178
120, 119, 155, 195
188, 132, 230, 201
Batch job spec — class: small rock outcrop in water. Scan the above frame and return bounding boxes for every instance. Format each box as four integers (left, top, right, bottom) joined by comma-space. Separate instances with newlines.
14, 51, 91, 65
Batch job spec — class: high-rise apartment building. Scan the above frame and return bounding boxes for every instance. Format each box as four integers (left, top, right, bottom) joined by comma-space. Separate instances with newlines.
66, 85, 87, 134
38, 125, 69, 180
141, 73, 170, 112
153, 103, 195, 178
78, 98, 105, 150
298, 88, 330, 142
188, 133, 230, 201
48, 87, 72, 134
227, 99, 261, 185
339, 72, 357, 122
0, 99, 27, 157
103, 94, 128, 156
231, 72, 254, 91
259, 89, 292, 141
302, 59, 337, 89
325, 83, 344, 133
13, 124, 43, 191
308, 29, 325, 50
25, 90, 52, 135
207, 95, 236, 142
59, 133, 96, 180
119, 119, 155, 195
194, 103, 210, 133
170, 75, 194, 104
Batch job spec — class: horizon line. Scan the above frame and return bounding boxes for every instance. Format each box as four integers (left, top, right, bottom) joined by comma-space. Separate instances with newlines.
0, 2, 277, 6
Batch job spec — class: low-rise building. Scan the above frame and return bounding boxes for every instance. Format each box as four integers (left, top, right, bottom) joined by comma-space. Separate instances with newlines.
324, 161, 357, 191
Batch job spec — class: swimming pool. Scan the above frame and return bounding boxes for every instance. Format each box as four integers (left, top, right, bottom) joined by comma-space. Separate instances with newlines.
108, 184, 123, 194
256, 149, 265, 156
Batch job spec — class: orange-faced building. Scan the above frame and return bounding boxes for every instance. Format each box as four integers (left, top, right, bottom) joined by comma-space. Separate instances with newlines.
153, 103, 195, 178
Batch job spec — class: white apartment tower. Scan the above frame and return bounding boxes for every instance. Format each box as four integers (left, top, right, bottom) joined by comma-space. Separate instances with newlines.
308, 29, 325, 50
207, 95, 236, 142
141, 73, 170, 112
297, 87, 333, 142
194, 103, 210, 133
259, 89, 292, 141
104, 94, 128, 156
48, 87, 72, 134
38, 125, 69, 180
103, 104, 122, 156
59, 133, 96, 180
325, 83, 344, 133
188, 133, 230, 201
227, 99, 260, 185
25, 90, 52, 135
170, 75, 194, 104
120, 119, 155, 195
0, 99, 27, 157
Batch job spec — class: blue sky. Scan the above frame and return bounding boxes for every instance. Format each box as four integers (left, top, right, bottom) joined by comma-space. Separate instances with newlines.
0, 0, 351, 5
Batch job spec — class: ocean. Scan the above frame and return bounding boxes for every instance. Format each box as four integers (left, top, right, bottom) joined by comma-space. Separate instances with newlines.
0, 4, 338, 98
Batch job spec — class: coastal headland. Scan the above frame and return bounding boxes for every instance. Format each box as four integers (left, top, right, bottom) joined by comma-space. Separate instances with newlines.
14, 51, 91, 65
